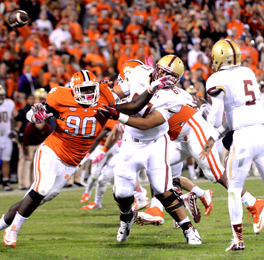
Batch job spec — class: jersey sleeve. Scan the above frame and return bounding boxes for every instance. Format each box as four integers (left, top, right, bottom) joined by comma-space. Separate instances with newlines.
46, 87, 61, 111
206, 74, 226, 97
100, 84, 116, 106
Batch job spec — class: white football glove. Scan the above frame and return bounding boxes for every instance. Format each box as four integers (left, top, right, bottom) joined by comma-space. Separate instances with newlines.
32, 103, 53, 124
148, 75, 177, 94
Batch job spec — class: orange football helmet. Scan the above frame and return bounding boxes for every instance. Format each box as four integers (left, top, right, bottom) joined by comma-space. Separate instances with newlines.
117, 59, 144, 86
70, 70, 99, 106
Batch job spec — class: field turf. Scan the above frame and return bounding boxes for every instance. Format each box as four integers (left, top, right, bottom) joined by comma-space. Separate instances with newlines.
0, 176, 264, 260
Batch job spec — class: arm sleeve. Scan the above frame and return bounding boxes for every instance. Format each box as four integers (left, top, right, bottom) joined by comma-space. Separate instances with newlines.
211, 121, 230, 141
206, 91, 225, 128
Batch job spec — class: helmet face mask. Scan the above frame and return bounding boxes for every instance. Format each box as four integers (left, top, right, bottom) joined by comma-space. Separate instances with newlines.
153, 55, 184, 84
70, 70, 99, 107
211, 39, 241, 72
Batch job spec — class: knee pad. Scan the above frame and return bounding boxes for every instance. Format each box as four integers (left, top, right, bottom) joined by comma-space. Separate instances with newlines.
29, 190, 44, 204
113, 193, 134, 208
156, 189, 184, 214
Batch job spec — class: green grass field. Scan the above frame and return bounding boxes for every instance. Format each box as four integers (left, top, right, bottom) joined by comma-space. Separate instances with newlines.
0, 176, 264, 260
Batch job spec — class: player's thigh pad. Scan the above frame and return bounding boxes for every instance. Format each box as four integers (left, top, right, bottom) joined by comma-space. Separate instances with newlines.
31, 143, 76, 198
146, 135, 173, 195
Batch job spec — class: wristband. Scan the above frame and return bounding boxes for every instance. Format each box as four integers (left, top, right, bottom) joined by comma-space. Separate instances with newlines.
147, 86, 154, 94
118, 113, 129, 124
102, 146, 110, 153
211, 130, 221, 142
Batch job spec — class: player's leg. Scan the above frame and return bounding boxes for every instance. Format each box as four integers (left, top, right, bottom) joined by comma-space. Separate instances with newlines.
2, 138, 13, 191
113, 137, 144, 242
146, 135, 201, 245
133, 178, 149, 211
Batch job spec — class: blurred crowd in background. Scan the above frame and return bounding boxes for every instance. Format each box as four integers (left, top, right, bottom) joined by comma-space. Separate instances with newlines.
0, 0, 264, 188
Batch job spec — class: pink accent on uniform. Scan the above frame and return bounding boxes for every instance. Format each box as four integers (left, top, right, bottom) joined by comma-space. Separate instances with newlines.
145, 56, 154, 68
117, 139, 122, 147
137, 188, 142, 193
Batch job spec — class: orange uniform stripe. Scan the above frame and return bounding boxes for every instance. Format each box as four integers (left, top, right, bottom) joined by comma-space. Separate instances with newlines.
33, 148, 40, 191
191, 117, 222, 176
35, 150, 42, 192
187, 120, 218, 180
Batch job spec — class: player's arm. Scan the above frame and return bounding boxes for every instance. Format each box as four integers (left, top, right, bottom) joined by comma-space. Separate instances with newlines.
88, 125, 111, 154
12, 108, 22, 132
206, 89, 225, 128
103, 125, 121, 150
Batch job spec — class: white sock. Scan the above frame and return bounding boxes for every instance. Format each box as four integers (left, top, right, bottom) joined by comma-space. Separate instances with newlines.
150, 197, 163, 212
191, 185, 205, 197
178, 216, 191, 226
81, 170, 86, 183
85, 176, 97, 195
188, 165, 196, 178
241, 191, 257, 207
94, 196, 103, 207
11, 212, 28, 230
0, 214, 8, 230
228, 191, 243, 225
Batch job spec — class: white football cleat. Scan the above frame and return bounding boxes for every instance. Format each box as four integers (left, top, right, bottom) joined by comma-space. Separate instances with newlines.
3, 225, 19, 248
117, 210, 137, 242
181, 192, 201, 223
225, 239, 245, 251
184, 226, 202, 245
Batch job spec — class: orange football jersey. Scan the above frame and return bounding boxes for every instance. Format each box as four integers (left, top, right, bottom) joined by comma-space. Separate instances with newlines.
168, 105, 197, 141
44, 85, 115, 166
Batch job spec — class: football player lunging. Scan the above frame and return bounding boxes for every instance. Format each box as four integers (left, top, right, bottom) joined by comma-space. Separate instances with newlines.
200, 39, 264, 251
0, 70, 117, 247
99, 55, 202, 245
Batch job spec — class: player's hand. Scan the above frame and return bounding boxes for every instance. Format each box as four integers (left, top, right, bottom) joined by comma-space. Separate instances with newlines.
98, 104, 120, 120
145, 55, 154, 68
8, 130, 18, 142
193, 95, 208, 110
92, 151, 106, 165
32, 103, 53, 124
199, 136, 215, 159
149, 75, 177, 94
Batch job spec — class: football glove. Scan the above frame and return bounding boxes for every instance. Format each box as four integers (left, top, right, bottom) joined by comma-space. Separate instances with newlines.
148, 75, 177, 94
92, 151, 106, 165
32, 103, 53, 124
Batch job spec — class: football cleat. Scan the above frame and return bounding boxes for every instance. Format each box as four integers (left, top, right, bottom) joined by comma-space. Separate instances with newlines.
181, 192, 201, 223
3, 225, 19, 248
247, 199, 264, 234
81, 202, 101, 210
117, 210, 137, 242
199, 190, 213, 215
2, 182, 13, 191
80, 192, 90, 202
132, 199, 149, 211
136, 206, 164, 226
225, 239, 245, 251
183, 226, 202, 245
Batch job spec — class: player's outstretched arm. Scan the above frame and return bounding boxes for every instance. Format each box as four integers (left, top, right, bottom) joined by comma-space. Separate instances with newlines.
26, 103, 53, 124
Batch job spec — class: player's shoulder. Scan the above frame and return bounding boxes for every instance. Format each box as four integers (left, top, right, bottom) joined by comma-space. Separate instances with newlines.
4, 98, 15, 106
46, 86, 74, 108
131, 65, 153, 78
98, 84, 115, 104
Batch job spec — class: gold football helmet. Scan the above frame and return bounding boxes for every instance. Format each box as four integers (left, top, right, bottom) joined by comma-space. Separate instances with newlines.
211, 39, 241, 72
185, 85, 197, 95
153, 55, 184, 84
34, 88, 47, 99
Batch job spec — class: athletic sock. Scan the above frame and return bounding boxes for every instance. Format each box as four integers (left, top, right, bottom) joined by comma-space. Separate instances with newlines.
241, 191, 257, 207
190, 185, 205, 197
0, 214, 8, 230
11, 212, 28, 230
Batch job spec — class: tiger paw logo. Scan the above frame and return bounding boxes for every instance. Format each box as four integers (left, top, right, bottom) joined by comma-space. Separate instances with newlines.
64, 174, 69, 179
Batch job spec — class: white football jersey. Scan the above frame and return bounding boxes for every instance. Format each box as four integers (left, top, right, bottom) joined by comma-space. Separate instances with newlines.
120, 64, 185, 141
206, 66, 264, 131
0, 99, 15, 136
